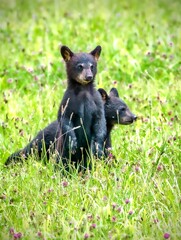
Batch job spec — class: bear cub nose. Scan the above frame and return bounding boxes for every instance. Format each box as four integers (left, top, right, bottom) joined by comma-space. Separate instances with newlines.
133, 115, 137, 121
86, 75, 93, 81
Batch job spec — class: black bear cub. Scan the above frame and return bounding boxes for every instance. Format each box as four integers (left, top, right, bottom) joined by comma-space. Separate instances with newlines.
98, 88, 137, 149
5, 88, 137, 165
57, 46, 106, 170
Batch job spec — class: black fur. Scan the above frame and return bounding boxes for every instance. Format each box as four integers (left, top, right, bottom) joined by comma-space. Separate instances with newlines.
5, 88, 137, 165
56, 46, 106, 170
98, 88, 137, 149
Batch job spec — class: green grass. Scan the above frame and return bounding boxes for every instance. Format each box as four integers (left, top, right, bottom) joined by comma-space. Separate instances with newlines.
0, 0, 181, 239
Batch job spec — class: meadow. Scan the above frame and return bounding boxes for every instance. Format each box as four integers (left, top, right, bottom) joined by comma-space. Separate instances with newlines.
0, 0, 181, 239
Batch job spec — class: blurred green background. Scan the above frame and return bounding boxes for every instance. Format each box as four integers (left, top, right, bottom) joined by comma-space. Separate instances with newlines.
0, 1, 181, 239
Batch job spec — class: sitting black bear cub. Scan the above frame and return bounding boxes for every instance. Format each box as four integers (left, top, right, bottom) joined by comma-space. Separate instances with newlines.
56, 45, 107, 169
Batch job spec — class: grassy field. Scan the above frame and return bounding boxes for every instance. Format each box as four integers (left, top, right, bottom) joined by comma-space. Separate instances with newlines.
0, 0, 181, 239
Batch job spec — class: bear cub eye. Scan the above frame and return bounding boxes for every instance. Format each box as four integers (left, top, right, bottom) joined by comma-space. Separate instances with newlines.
90, 64, 94, 71
77, 64, 84, 71
119, 107, 126, 112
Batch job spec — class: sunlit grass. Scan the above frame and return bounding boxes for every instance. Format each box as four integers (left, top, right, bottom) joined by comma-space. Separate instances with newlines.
0, 0, 181, 239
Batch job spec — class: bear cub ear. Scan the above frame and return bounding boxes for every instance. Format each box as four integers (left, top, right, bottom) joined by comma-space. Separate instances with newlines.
98, 88, 109, 103
60, 46, 74, 62
109, 88, 119, 98
90, 46, 102, 61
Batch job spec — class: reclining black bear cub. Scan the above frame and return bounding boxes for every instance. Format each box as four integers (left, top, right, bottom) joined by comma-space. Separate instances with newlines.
5, 88, 137, 165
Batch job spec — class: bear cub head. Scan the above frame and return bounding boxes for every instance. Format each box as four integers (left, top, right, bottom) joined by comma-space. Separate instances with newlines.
98, 88, 137, 126
61, 45, 101, 85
